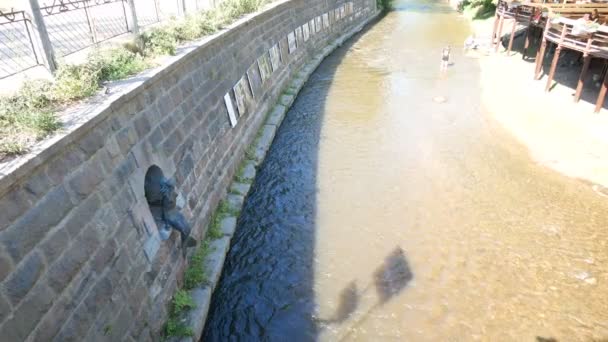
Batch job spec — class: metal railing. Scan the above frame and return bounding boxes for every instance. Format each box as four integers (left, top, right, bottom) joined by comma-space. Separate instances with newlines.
0, 10, 41, 78
0, 0, 230, 79
40, 0, 131, 57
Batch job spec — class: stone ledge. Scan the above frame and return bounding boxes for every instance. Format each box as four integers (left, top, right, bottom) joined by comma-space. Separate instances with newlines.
174, 9, 380, 342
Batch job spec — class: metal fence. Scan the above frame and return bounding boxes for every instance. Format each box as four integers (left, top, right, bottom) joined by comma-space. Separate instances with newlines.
40, 0, 131, 57
0, 0, 227, 79
0, 10, 41, 79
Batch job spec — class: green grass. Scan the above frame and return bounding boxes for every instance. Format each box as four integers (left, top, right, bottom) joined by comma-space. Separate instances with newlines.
207, 199, 240, 240
164, 290, 196, 337
165, 319, 194, 338
183, 240, 212, 290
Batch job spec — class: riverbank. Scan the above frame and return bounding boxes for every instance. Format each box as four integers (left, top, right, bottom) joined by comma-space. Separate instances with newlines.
470, 16, 608, 191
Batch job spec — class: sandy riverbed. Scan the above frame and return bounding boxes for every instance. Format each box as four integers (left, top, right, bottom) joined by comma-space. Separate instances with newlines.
472, 17, 608, 191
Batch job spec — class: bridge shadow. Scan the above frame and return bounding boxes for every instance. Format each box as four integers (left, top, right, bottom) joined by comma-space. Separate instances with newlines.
201, 18, 381, 342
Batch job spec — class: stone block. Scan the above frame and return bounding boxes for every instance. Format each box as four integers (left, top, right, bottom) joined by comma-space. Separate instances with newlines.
163, 128, 184, 156
219, 217, 237, 237
83, 276, 113, 314
0, 187, 33, 231
115, 125, 138, 155
40, 227, 69, 265
47, 148, 85, 185
253, 125, 277, 162
53, 298, 97, 342
67, 158, 106, 200
64, 194, 101, 238
47, 228, 99, 293
0, 283, 54, 341
0, 293, 10, 323
230, 182, 251, 196
240, 162, 256, 181
266, 104, 287, 126
3, 251, 44, 306
143, 235, 161, 262
178, 287, 211, 342
1, 185, 73, 263
206, 237, 231, 290
148, 127, 164, 150
0, 250, 12, 282
22, 170, 53, 199
92, 239, 117, 274
226, 194, 245, 212
78, 128, 105, 158
133, 115, 152, 139
176, 153, 195, 185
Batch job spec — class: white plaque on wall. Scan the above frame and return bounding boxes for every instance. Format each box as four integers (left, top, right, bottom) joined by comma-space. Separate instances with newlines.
224, 93, 238, 128
303, 23, 310, 41
288, 31, 297, 54
269, 44, 281, 71
258, 52, 272, 83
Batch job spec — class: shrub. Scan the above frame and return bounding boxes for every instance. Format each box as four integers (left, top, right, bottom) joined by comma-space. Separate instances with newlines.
0, 79, 60, 157
141, 27, 177, 56
94, 48, 148, 81
51, 63, 101, 102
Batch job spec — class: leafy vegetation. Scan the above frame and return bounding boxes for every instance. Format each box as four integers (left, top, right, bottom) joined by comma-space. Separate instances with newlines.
183, 240, 212, 290
377, 0, 394, 11
459, 0, 496, 20
164, 285, 198, 337
1, 0, 274, 159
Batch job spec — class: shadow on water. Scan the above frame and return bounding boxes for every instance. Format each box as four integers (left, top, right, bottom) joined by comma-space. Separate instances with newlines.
315, 247, 413, 341
201, 21, 383, 342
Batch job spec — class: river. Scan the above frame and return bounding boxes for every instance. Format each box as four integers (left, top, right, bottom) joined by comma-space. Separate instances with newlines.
202, 0, 608, 340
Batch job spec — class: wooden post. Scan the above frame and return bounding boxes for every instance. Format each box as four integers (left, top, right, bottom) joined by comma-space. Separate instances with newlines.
574, 38, 594, 102
534, 19, 551, 80
491, 11, 500, 45
594, 65, 608, 113
545, 44, 562, 91
27, 0, 56, 72
507, 8, 519, 55
535, 38, 547, 79
545, 25, 568, 92
575, 54, 591, 102
495, 15, 505, 52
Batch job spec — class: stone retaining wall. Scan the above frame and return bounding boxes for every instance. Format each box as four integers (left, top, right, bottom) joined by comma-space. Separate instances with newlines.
0, 0, 377, 340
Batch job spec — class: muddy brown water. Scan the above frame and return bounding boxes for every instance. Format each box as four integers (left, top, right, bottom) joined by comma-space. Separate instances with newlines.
203, 1, 608, 340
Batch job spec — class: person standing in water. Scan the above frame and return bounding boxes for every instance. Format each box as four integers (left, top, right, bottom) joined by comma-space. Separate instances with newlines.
441, 45, 451, 71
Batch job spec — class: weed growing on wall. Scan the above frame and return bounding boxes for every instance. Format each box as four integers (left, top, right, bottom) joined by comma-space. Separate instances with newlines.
183, 240, 212, 290
165, 290, 196, 338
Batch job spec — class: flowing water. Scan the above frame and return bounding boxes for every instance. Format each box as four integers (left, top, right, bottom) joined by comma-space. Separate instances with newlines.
203, 1, 608, 340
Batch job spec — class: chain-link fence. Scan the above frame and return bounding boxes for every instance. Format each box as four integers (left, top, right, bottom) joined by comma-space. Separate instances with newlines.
0, 10, 41, 79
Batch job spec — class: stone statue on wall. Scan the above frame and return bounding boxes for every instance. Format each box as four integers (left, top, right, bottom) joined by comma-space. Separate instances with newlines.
145, 173, 196, 250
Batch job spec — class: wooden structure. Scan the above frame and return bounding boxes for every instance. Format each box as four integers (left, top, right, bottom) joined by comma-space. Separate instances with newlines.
492, 1, 608, 112
536, 10, 608, 111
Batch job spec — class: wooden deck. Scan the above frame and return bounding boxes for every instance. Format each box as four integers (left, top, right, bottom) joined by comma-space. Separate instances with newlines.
492, 0, 608, 112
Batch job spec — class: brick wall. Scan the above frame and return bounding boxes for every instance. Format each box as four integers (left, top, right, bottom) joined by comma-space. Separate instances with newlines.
0, 0, 377, 340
